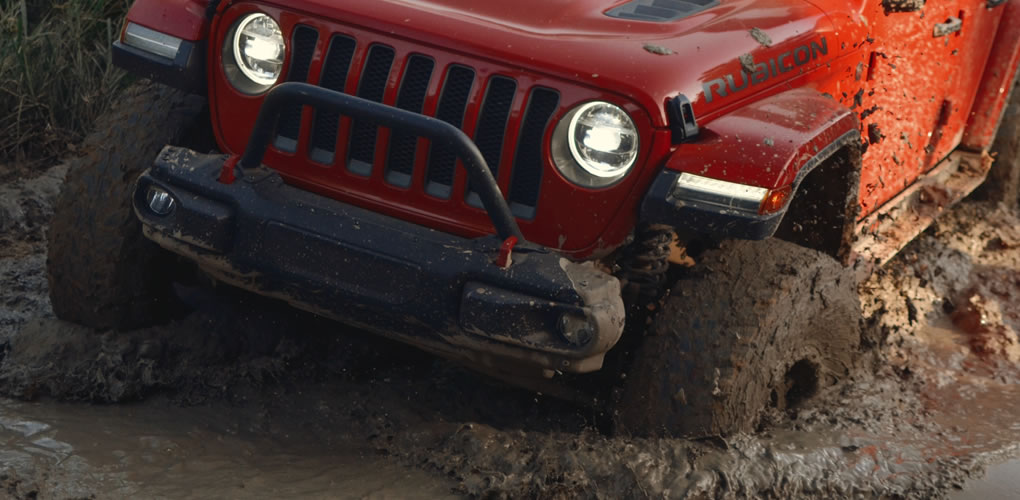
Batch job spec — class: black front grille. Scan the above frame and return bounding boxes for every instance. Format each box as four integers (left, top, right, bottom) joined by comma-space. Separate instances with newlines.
425, 65, 476, 198
348, 45, 395, 176
465, 76, 517, 205
309, 35, 357, 164
386, 55, 436, 187
275, 26, 319, 151
273, 25, 561, 223
509, 88, 560, 218
474, 77, 517, 180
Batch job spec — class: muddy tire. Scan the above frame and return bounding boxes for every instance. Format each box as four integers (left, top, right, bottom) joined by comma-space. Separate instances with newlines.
616, 238, 860, 437
983, 76, 1020, 207
47, 82, 212, 330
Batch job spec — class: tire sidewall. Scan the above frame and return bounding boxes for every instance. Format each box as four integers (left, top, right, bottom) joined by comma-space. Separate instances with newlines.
46, 81, 211, 330
617, 238, 860, 437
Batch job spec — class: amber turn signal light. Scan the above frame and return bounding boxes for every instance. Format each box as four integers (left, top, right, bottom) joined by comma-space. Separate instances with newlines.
759, 186, 792, 215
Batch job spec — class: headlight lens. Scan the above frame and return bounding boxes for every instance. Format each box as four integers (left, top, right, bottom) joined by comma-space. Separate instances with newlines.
228, 13, 285, 90
553, 101, 639, 188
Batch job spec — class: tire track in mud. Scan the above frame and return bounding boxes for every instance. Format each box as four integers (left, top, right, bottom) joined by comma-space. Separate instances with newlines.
1, 164, 1019, 498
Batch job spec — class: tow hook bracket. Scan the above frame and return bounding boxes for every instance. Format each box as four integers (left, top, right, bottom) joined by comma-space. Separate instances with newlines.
496, 236, 518, 268
219, 155, 241, 184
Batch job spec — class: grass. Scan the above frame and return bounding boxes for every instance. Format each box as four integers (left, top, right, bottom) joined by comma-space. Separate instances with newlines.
0, 0, 132, 171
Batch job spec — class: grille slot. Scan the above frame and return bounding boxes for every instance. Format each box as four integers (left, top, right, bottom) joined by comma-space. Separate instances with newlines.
268, 23, 571, 230
347, 45, 395, 176
275, 26, 318, 152
386, 55, 435, 187
425, 65, 475, 198
509, 88, 559, 218
466, 76, 517, 206
309, 35, 357, 165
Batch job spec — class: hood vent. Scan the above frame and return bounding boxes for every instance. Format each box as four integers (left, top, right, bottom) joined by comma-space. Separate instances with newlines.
606, 0, 718, 22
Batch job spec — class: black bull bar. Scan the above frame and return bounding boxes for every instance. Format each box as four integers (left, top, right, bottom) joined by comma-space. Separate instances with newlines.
241, 82, 523, 241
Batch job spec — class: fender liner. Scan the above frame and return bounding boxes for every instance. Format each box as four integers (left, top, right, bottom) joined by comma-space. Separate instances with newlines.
640, 87, 860, 240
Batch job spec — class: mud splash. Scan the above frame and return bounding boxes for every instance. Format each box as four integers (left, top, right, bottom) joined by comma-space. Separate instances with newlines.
1, 164, 1019, 498
952, 269, 1020, 361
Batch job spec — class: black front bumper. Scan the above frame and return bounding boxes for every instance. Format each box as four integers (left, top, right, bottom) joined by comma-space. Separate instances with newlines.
134, 147, 624, 374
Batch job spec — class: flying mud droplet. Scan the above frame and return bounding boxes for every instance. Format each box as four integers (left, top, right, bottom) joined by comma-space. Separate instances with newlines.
952, 283, 1020, 362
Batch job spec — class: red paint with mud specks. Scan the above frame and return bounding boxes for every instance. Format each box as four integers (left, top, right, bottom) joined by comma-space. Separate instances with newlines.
962, 0, 1020, 152
124, 0, 1020, 255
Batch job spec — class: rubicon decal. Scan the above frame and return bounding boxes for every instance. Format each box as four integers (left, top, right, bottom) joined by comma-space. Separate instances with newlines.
703, 37, 829, 103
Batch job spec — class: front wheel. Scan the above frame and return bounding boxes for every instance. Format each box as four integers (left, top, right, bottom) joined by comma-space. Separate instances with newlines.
46, 82, 212, 330
616, 238, 861, 437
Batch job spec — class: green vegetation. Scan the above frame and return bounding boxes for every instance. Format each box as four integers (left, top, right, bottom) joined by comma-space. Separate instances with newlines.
0, 0, 131, 168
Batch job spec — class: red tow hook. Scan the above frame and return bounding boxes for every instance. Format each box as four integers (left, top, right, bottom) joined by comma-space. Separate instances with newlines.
496, 236, 518, 269
219, 155, 241, 184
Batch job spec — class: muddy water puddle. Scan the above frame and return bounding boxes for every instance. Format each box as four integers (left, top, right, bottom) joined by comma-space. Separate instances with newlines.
0, 398, 458, 499
2, 162, 1019, 498
0, 319, 1017, 499
952, 459, 1020, 499
906, 318, 1020, 496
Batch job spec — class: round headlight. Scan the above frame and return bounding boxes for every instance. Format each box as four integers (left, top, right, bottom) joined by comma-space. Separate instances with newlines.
552, 101, 639, 188
230, 13, 285, 88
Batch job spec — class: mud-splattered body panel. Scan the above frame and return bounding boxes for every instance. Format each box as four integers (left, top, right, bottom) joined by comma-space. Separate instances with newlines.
121, 0, 1018, 250
851, 1, 1004, 215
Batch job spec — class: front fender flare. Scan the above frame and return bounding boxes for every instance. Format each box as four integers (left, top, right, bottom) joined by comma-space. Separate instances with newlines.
641, 87, 860, 239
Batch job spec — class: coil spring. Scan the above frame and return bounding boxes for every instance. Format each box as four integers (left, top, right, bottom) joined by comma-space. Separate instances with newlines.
617, 227, 673, 306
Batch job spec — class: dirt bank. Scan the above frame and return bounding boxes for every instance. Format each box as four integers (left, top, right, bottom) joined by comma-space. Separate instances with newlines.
0, 163, 64, 339
0, 163, 1018, 498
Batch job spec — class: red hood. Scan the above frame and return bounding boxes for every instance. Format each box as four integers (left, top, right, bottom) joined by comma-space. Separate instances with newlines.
264, 0, 848, 126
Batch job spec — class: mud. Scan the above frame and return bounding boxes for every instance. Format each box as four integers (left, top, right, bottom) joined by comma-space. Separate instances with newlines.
749, 28, 772, 48
952, 459, 1020, 499
951, 267, 1020, 361
1, 163, 1019, 498
0, 163, 64, 339
0, 398, 459, 499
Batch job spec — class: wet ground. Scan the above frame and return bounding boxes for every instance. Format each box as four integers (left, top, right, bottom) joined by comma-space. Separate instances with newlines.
1, 162, 1019, 498
0, 398, 458, 499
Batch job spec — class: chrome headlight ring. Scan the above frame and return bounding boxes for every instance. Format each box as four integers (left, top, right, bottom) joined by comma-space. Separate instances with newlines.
552, 101, 640, 188
222, 12, 286, 94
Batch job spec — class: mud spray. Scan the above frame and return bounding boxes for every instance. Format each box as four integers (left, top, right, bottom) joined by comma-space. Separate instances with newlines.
0, 164, 1018, 498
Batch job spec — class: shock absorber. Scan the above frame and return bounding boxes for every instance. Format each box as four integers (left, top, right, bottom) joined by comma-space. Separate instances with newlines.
616, 226, 674, 307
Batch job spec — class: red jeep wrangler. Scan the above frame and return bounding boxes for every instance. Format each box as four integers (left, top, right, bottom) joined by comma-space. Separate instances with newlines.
47, 0, 1020, 436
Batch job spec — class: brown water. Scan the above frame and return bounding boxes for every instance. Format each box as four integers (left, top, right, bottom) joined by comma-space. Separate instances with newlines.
953, 459, 1020, 499
0, 398, 459, 499
918, 321, 1020, 499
